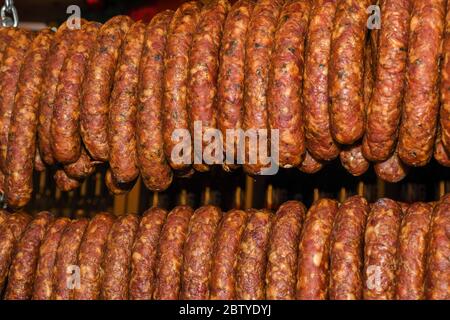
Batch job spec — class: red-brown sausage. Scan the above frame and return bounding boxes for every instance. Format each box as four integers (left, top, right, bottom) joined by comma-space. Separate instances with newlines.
63, 147, 100, 180
330, 195, 369, 300
266, 201, 306, 300
440, 6, 450, 153
340, 145, 370, 177
34, 147, 46, 172
398, 0, 446, 166
129, 208, 167, 300
296, 198, 338, 300
137, 11, 174, 191
374, 149, 409, 182
363, 198, 402, 300
81, 16, 133, 161
54, 169, 81, 192
298, 151, 325, 174
434, 126, 450, 167
104, 168, 135, 195
153, 206, 193, 300
0, 27, 15, 63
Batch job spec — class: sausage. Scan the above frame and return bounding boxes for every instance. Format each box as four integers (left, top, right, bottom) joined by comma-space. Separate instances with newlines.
0, 209, 7, 226
396, 202, 433, 300
296, 198, 338, 300
32, 217, 70, 300
63, 147, 100, 180
4, 211, 53, 300
104, 168, 135, 195
363, 198, 402, 300
74, 212, 115, 300
81, 16, 133, 161
51, 22, 101, 164
425, 197, 450, 299
304, 0, 340, 161
266, 201, 306, 300
217, 0, 255, 171
54, 169, 81, 192
52, 218, 88, 300
298, 151, 324, 174
329, 195, 369, 300
0, 170, 4, 195
440, 6, 450, 153
100, 214, 139, 300
340, 145, 370, 177
34, 147, 46, 172
108, 21, 145, 183
129, 208, 167, 300
0, 212, 31, 294
188, 0, 230, 172
137, 11, 174, 191
267, 0, 311, 168
242, 0, 285, 175
434, 126, 450, 167
162, 2, 201, 171
329, 0, 369, 145
0, 29, 32, 174
0, 27, 15, 63
4, 29, 54, 209
236, 209, 273, 300
398, 0, 446, 166
210, 209, 248, 300
181, 206, 222, 300
374, 149, 409, 182
153, 206, 193, 300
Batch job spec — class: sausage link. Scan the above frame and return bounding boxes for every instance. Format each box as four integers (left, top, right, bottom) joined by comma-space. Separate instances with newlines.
74, 212, 115, 300
363, 198, 402, 300
108, 22, 145, 183
162, 2, 201, 171
266, 201, 306, 300
217, 0, 255, 171
53, 218, 88, 300
51, 22, 101, 164
32, 217, 70, 300
4, 29, 54, 209
396, 202, 433, 300
101, 214, 139, 300
374, 149, 409, 182
434, 126, 450, 166
137, 11, 174, 191
0, 29, 32, 174
4, 211, 53, 300
398, 0, 446, 166
63, 147, 100, 180
54, 169, 81, 192
296, 198, 338, 300
329, 0, 370, 145
0, 209, 7, 226
81, 16, 133, 161
153, 206, 194, 300
0, 27, 15, 63
236, 209, 273, 300
210, 209, 248, 300
34, 147, 46, 172
129, 208, 167, 300
298, 151, 325, 174
330, 195, 369, 300
340, 145, 370, 177
104, 168, 135, 195
440, 6, 450, 153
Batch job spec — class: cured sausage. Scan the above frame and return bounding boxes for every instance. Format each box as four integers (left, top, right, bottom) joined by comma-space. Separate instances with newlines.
4, 29, 54, 209
53, 218, 88, 300
236, 209, 273, 300
188, 0, 230, 172
101, 214, 139, 300
0, 29, 32, 174
440, 6, 450, 153
32, 217, 70, 300
304, 0, 340, 161
108, 21, 145, 183
298, 151, 324, 174
363, 198, 402, 300
362, 0, 412, 161
81, 16, 133, 161
329, 0, 370, 145
137, 11, 174, 191
104, 168, 135, 195
181, 206, 222, 300
374, 149, 409, 182
54, 169, 81, 192
162, 2, 201, 171
129, 208, 167, 300
4, 211, 53, 300
329, 195, 369, 300
396, 202, 433, 300
398, 0, 446, 166
425, 197, 450, 300
266, 201, 306, 300
74, 212, 115, 300
217, 0, 255, 171
267, 0, 311, 168
0, 210, 7, 226
51, 22, 100, 164
34, 147, 46, 172
153, 206, 193, 300
242, 0, 285, 175
63, 147, 100, 180
340, 145, 370, 177
296, 198, 338, 300
0, 28, 15, 63
434, 127, 450, 167
210, 209, 248, 300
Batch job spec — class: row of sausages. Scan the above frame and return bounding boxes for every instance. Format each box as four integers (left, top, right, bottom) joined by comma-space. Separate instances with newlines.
0, 194, 448, 300
1, 0, 450, 209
